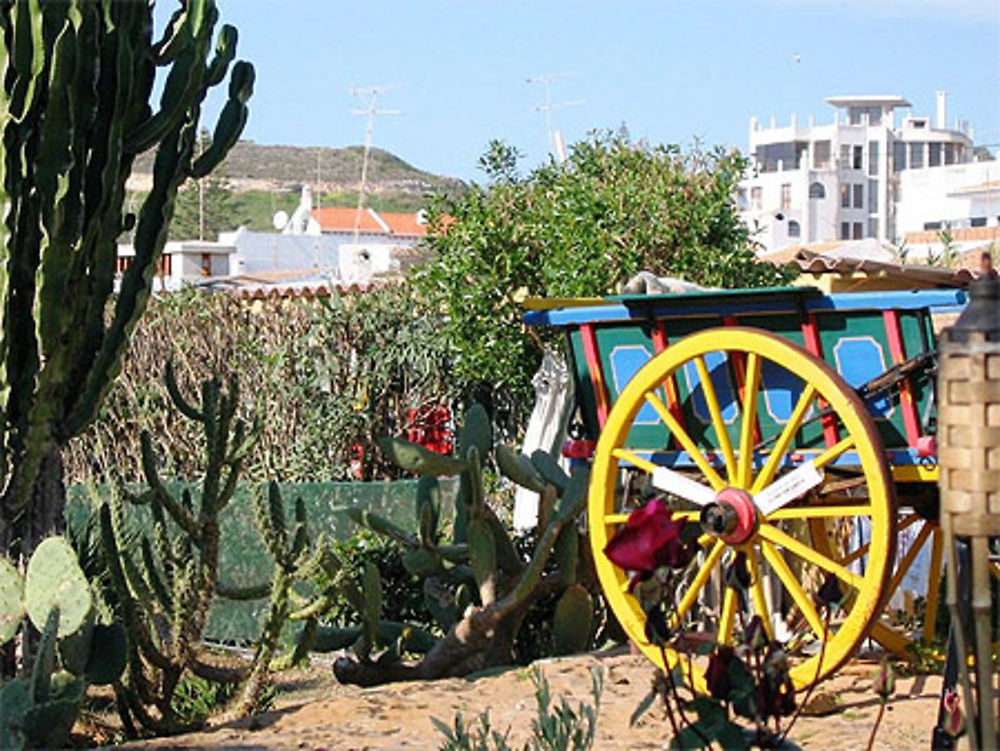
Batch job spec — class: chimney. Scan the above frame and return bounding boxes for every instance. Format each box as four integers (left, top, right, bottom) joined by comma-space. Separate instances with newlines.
935, 90, 948, 129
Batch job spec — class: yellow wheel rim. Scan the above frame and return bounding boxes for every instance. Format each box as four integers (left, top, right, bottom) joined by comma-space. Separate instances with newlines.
588, 328, 896, 690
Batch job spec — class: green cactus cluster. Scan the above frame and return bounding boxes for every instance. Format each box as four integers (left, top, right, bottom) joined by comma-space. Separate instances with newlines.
99, 365, 260, 735
331, 404, 595, 686
0, 0, 253, 551
0, 537, 126, 751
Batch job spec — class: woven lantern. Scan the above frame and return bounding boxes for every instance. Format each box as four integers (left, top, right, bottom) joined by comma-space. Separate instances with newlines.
938, 277, 1000, 749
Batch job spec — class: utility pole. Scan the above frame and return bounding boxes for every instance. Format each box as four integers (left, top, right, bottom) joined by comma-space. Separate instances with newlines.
350, 84, 401, 246
526, 71, 585, 162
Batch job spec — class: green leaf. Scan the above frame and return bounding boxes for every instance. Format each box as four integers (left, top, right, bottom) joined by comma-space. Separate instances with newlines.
629, 690, 657, 727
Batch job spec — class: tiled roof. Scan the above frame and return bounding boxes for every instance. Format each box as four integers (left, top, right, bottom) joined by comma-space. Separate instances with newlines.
778, 249, 974, 287
311, 207, 437, 236
199, 269, 398, 300
904, 225, 1000, 245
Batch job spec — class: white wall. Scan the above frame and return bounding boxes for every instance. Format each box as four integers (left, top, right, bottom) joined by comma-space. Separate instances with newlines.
896, 160, 1000, 235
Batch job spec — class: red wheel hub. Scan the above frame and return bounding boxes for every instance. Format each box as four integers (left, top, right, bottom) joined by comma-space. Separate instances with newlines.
699, 487, 758, 544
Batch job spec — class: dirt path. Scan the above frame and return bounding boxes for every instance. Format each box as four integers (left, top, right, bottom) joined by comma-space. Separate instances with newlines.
116, 649, 946, 750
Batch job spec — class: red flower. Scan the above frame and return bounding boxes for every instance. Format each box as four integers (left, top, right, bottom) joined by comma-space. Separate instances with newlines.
604, 499, 692, 574
942, 689, 964, 738
705, 645, 736, 700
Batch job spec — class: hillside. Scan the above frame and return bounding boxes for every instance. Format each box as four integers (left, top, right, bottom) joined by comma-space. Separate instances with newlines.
129, 141, 466, 196
126, 141, 467, 236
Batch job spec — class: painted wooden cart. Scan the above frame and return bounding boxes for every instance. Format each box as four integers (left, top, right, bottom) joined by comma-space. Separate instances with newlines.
524, 285, 967, 689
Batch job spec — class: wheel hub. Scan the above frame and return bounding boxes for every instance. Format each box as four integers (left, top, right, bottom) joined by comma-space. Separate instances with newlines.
699, 487, 757, 544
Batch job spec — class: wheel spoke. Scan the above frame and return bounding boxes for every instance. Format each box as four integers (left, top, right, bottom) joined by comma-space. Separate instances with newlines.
923, 526, 944, 643
670, 540, 727, 624
737, 352, 762, 489
645, 392, 726, 490
694, 355, 738, 483
885, 522, 933, 604
836, 541, 870, 567
760, 539, 827, 639
718, 583, 738, 644
751, 384, 817, 495
758, 523, 864, 590
611, 448, 717, 507
767, 504, 872, 521
747, 545, 774, 639
813, 436, 855, 470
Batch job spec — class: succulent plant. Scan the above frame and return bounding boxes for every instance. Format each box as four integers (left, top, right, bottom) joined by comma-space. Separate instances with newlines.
0, 0, 254, 558
330, 403, 595, 686
0, 537, 126, 751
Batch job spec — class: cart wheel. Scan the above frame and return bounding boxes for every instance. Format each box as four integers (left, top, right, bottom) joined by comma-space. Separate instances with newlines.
811, 507, 943, 654
589, 328, 896, 690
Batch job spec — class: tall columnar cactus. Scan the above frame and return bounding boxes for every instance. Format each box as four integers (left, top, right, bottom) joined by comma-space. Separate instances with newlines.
0, 536, 127, 751
100, 365, 259, 735
0, 0, 253, 551
332, 404, 595, 687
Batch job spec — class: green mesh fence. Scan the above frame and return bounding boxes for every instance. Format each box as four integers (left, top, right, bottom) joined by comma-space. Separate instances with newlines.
65, 480, 450, 643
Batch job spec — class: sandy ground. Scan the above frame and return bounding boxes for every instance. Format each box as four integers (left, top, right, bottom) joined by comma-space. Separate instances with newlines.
111, 649, 947, 751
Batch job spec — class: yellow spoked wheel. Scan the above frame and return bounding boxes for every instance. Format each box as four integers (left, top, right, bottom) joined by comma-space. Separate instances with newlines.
810, 498, 944, 654
589, 328, 896, 690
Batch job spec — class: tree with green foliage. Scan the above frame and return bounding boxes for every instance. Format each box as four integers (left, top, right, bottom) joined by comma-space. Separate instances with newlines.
169, 176, 241, 240
0, 0, 253, 557
414, 133, 792, 415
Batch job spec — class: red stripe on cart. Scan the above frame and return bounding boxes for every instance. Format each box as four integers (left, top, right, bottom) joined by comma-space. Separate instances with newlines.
800, 313, 840, 447
653, 321, 686, 447
723, 315, 763, 446
580, 323, 610, 429
882, 310, 922, 447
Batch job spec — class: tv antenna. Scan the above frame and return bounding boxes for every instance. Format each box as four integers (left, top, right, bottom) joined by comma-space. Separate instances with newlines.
526, 71, 585, 160
350, 83, 402, 246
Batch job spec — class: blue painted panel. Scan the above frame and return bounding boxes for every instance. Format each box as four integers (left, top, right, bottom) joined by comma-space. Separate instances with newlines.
832, 337, 892, 417
761, 360, 810, 424
608, 345, 661, 424
682, 352, 738, 425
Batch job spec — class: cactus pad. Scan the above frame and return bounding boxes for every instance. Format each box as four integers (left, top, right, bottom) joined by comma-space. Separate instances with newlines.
458, 404, 492, 460
552, 584, 593, 656
0, 557, 24, 644
530, 450, 570, 492
379, 437, 467, 476
24, 537, 92, 638
496, 445, 547, 492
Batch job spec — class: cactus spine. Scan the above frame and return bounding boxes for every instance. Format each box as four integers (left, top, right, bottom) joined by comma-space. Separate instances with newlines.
0, 0, 253, 553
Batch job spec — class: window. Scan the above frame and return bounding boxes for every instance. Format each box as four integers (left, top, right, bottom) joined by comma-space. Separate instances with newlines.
840, 184, 851, 208
840, 222, 851, 240
893, 141, 907, 171
945, 143, 956, 165
868, 218, 879, 238
840, 144, 852, 168
853, 222, 863, 240
971, 217, 987, 228
853, 146, 863, 170
736, 189, 748, 211
868, 141, 879, 176
910, 142, 924, 169
787, 220, 801, 238
923, 221, 942, 231
813, 141, 831, 168
868, 180, 878, 213
780, 184, 791, 211
853, 183, 864, 209
751, 187, 762, 211
200, 253, 212, 276
809, 182, 826, 199
929, 142, 942, 167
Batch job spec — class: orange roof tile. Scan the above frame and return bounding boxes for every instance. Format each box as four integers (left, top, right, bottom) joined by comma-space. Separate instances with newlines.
311, 207, 447, 237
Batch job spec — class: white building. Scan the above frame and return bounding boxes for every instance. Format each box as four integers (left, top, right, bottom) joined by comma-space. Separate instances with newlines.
740, 92, 995, 255
115, 239, 236, 292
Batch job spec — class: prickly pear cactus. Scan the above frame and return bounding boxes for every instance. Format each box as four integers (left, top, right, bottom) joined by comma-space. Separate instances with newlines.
332, 403, 596, 687
0, 558, 24, 643
24, 538, 93, 638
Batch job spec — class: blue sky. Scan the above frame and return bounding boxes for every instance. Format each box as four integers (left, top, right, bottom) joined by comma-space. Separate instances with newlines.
190, 0, 999, 182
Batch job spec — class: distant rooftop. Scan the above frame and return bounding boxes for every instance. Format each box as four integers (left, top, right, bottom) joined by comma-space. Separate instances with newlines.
824, 95, 911, 109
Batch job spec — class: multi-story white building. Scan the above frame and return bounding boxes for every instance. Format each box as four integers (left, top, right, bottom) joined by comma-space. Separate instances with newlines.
740, 92, 996, 255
